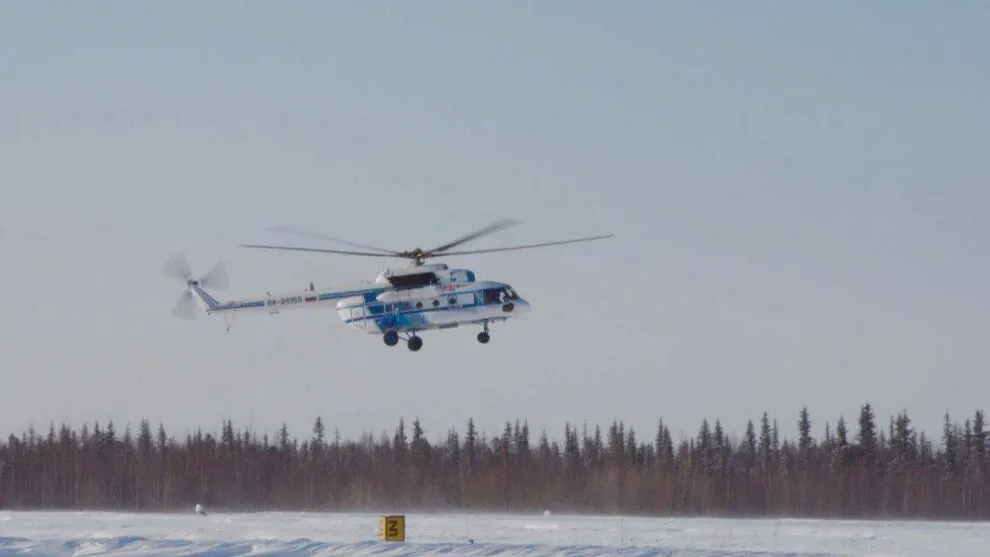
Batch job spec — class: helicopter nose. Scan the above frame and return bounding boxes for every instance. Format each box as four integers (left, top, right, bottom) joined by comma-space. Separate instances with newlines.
502, 298, 531, 315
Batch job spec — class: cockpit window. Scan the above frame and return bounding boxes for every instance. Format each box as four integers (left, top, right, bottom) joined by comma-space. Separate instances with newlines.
482, 286, 519, 305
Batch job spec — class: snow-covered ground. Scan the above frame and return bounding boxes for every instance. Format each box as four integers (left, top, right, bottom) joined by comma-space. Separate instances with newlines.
0, 509, 986, 557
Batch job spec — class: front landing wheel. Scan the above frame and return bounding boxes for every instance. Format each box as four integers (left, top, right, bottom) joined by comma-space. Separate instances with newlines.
477, 332, 490, 344
383, 330, 399, 346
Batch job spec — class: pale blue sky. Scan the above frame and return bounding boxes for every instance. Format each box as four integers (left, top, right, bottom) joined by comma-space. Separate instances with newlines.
2, 2, 989, 446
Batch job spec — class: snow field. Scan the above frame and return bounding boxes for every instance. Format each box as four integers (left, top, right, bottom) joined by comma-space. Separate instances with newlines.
0, 510, 986, 557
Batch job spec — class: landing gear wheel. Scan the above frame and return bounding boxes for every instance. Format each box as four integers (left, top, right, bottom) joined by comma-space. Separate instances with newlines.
383, 330, 399, 346
477, 332, 490, 344
407, 335, 423, 351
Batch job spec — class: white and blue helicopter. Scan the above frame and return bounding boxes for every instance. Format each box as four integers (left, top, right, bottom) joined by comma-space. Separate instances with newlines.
164, 219, 612, 351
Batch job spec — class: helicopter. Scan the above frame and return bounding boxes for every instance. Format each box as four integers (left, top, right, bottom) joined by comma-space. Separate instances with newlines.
164, 219, 611, 351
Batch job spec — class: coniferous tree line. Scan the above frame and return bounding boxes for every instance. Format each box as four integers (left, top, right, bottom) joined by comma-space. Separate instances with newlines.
1, 403, 989, 519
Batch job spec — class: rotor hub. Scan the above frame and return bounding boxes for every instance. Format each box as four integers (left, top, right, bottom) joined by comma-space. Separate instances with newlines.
401, 248, 427, 266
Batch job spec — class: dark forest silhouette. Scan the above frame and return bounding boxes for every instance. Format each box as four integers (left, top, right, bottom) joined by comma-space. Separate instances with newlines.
2, 403, 989, 519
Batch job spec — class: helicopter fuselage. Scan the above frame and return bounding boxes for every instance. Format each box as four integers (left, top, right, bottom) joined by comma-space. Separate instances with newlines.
336, 266, 530, 334
197, 262, 530, 341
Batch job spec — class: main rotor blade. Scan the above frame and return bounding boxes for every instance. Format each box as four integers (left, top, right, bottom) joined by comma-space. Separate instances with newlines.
424, 218, 521, 256
438, 234, 614, 256
239, 244, 405, 258
266, 225, 400, 255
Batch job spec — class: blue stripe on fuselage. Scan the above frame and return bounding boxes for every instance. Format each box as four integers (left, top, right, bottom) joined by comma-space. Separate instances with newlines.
206, 283, 505, 316
344, 295, 510, 326
317, 287, 388, 302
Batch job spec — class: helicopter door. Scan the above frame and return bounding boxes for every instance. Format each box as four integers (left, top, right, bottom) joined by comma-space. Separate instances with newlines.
349, 306, 366, 329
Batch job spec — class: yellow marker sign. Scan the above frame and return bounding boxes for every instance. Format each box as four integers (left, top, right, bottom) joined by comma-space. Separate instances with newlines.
378, 515, 405, 542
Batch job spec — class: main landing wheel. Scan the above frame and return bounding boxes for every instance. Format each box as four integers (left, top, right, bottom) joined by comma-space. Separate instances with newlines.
383, 330, 399, 346
407, 335, 423, 352
477, 332, 490, 344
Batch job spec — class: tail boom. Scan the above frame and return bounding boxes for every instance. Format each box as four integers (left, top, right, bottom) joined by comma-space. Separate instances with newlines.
163, 252, 388, 323
189, 281, 222, 309
203, 284, 389, 316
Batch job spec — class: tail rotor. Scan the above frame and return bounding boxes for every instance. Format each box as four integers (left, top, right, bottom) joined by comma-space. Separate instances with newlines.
171, 290, 199, 320
198, 261, 229, 290
163, 252, 228, 320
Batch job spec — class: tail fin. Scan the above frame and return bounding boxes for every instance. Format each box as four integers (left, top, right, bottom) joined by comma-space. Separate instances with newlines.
163, 252, 228, 320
